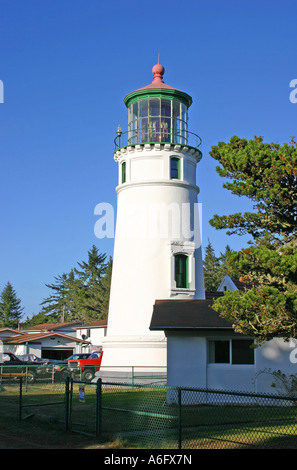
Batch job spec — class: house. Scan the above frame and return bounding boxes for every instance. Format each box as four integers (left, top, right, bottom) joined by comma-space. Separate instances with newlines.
150, 277, 297, 395
217, 274, 252, 292
75, 320, 107, 352
1, 322, 89, 360
0, 328, 22, 341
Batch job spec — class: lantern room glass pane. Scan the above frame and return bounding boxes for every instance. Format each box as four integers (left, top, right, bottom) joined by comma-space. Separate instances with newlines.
161, 117, 170, 142
140, 100, 148, 117
132, 102, 138, 120
173, 101, 181, 119
161, 99, 171, 117
149, 100, 160, 117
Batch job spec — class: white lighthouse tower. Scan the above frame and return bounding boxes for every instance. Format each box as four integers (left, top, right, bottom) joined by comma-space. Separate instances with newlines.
101, 63, 205, 370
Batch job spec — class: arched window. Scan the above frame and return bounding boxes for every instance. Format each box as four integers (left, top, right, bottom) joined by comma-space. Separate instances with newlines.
175, 254, 189, 288
170, 156, 180, 179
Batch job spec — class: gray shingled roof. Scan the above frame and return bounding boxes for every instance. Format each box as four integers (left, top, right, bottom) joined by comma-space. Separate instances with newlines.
150, 298, 234, 331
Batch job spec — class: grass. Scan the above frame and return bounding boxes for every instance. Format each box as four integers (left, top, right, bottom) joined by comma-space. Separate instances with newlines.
0, 380, 297, 449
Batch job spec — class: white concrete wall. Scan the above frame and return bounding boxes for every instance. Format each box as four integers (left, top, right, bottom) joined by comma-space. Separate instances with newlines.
107, 145, 204, 339
102, 144, 204, 368
166, 332, 297, 395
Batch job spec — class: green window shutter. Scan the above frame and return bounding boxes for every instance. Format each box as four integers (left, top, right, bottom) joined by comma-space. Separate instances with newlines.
175, 254, 189, 288
170, 157, 180, 180
177, 158, 181, 179
122, 162, 126, 183
186, 255, 189, 288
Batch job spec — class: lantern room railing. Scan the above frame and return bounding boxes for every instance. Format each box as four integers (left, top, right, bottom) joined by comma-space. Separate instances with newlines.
114, 128, 202, 154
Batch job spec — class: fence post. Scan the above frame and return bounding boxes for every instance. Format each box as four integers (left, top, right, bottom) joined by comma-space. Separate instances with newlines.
177, 388, 182, 450
19, 377, 23, 420
96, 378, 102, 438
64, 376, 70, 432
69, 378, 73, 431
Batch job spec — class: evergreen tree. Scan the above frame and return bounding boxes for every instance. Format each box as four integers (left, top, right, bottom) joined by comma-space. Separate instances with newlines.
209, 136, 297, 344
37, 246, 111, 325
218, 245, 233, 281
0, 282, 24, 328
74, 245, 107, 287
74, 245, 108, 320
203, 240, 221, 291
99, 257, 112, 319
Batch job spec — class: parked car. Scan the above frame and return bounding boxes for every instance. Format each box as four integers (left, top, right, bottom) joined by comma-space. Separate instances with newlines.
17, 354, 48, 364
47, 354, 89, 377
48, 352, 103, 381
0, 352, 40, 383
68, 351, 103, 381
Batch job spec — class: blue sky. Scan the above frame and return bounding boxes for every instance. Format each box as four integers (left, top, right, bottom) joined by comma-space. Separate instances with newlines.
0, 0, 296, 318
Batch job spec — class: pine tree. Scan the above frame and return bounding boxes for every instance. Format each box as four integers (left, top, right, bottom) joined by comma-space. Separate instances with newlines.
74, 245, 108, 320
203, 240, 221, 291
99, 257, 112, 319
0, 282, 24, 328
37, 246, 111, 325
74, 245, 107, 287
209, 136, 297, 344
218, 245, 233, 282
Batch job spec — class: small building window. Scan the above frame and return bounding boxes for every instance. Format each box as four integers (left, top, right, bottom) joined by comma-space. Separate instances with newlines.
232, 340, 254, 365
208, 340, 230, 364
170, 157, 180, 180
208, 339, 254, 365
121, 161, 126, 183
175, 254, 189, 288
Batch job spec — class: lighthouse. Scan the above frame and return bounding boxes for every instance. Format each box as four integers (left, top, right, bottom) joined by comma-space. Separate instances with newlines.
101, 63, 205, 370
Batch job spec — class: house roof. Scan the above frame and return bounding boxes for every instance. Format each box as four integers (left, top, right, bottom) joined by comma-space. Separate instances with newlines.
150, 299, 234, 331
232, 279, 253, 291
0, 328, 24, 335
75, 320, 107, 329
21, 321, 82, 332
218, 275, 253, 292
3, 331, 89, 345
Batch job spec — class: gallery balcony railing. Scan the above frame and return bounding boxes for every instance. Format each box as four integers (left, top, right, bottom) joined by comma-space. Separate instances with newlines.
114, 129, 202, 156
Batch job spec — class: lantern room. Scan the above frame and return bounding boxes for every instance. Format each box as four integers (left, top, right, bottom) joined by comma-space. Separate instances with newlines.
115, 63, 201, 154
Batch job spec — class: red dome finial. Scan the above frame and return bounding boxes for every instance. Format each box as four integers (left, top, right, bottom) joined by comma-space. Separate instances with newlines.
152, 59, 165, 83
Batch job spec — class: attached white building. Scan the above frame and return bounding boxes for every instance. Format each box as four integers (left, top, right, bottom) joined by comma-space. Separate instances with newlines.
150, 282, 297, 395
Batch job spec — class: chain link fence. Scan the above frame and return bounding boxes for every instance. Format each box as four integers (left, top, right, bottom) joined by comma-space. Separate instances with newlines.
1, 366, 297, 449
69, 380, 297, 449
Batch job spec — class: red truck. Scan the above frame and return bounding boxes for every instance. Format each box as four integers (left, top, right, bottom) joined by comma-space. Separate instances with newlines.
67, 351, 103, 381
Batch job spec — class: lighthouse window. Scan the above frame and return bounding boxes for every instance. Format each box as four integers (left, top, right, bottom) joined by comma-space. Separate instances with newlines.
170, 157, 180, 179
128, 99, 188, 145
121, 161, 126, 183
175, 254, 189, 288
